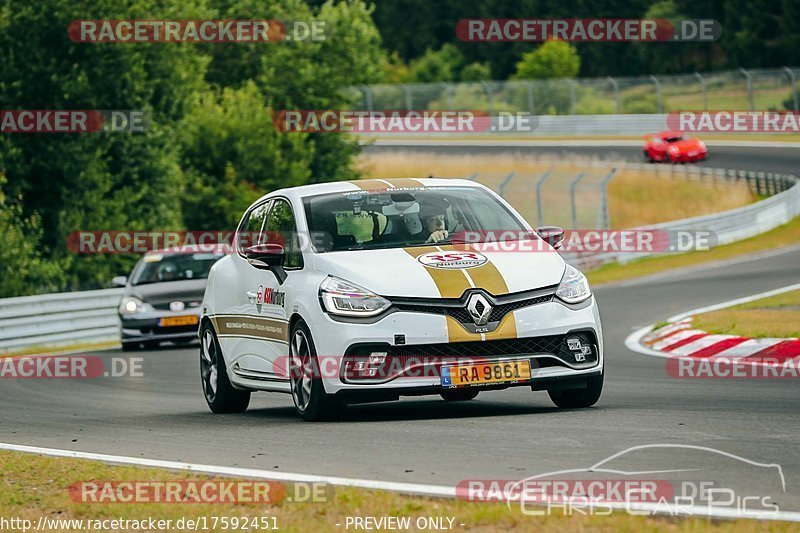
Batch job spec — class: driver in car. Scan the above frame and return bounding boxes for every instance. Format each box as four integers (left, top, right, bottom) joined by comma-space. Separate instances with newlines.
415, 200, 449, 244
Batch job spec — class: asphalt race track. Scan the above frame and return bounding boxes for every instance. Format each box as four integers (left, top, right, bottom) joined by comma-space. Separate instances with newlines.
1, 143, 798, 513
364, 142, 800, 174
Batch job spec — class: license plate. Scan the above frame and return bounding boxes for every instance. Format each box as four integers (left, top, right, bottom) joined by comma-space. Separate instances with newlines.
158, 315, 199, 327
441, 360, 531, 388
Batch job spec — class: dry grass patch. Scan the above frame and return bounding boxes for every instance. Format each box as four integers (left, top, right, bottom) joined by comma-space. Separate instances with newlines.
692, 289, 800, 338
608, 170, 755, 228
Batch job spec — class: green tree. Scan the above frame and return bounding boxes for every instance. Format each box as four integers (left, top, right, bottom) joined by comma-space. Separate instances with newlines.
0, 176, 67, 297
513, 40, 580, 80
0, 0, 210, 290
408, 44, 464, 83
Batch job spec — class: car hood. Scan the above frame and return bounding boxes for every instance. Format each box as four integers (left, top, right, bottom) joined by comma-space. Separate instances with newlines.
671, 139, 703, 152
126, 278, 208, 306
312, 243, 566, 298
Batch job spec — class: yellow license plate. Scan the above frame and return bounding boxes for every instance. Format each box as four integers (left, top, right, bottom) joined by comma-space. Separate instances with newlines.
442, 360, 531, 388
159, 315, 199, 327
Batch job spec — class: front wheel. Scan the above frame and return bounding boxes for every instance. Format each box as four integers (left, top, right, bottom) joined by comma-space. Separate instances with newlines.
289, 320, 344, 421
200, 323, 250, 414
548, 373, 603, 408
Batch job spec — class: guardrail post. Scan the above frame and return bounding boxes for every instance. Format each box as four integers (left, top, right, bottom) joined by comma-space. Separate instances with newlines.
694, 72, 707, 110
402, 86, 413, 111
481, 81, 494, 114
525, 80, 536, 114
740, 68, 755, 111
597, 168, 618, 229
569, 173, 587, 229
498, 171, 515, 198
607, 77, 620, 113
567, 79, 577, 115
441, 82, 455, 109
359, 85, 373, 111
535, 170, 552, 227
649, 75, 663, 113
783, 67, 798, 111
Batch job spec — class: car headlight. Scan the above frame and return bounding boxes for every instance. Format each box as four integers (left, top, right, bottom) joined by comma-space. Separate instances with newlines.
319, 276, 390, 317
555, 264, 592, 304
698, 141, 706, 150
119, 297, 150, 315
668, 145, 679, 153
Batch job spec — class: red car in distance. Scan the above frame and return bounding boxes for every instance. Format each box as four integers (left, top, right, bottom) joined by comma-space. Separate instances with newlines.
643, 131, 708, 163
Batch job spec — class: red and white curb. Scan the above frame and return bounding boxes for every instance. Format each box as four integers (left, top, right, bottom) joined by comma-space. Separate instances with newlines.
625, 283, 800, 366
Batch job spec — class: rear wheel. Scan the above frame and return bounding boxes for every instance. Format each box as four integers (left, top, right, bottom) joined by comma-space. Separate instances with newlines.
548, 373, 603, 408
289, 320, 344, 421
440, 389, 479, 402
200, 323, 250, 414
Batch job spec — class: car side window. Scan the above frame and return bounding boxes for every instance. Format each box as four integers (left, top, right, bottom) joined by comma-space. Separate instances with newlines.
237, 201, 271, 253
264, 199, 304, 269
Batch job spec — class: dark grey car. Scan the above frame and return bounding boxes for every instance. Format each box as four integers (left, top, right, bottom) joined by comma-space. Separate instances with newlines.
114, 250, 224, 351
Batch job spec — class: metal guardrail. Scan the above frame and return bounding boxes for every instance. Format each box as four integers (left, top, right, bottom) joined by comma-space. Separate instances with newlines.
0, 288, 123, 355
0, 167, 796, 355
562, 167, 800, 269
348, 67, 800, 115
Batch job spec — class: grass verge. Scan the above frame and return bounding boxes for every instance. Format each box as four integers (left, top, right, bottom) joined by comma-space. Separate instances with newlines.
0, 450, 795, 532
692, 289, 800, 338
585, 217, 800, 286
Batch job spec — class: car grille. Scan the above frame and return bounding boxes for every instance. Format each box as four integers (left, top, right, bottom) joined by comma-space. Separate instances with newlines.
151, 301, 202, 311
387, 287, 556, 326
384, 332, 597, 365
343, 330, 599, 383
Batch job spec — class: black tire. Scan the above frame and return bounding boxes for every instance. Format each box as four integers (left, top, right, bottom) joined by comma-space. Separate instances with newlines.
644, 150, 654, 163
121, 341, 140, 352
662, 152, 671, 164
289, 320, 344, 422
440, 388, 479, 402
548, 373, 604, 408
200, 322, 250, 414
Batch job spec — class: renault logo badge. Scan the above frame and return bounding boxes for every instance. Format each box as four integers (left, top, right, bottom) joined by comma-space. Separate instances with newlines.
466, 293, 492, 326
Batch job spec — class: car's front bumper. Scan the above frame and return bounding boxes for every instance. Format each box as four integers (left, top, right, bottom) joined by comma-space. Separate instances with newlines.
306, 297, 603, 395
120, 309, 201, 345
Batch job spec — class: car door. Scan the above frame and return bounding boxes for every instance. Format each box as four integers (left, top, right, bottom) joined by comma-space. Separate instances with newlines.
248, 198, 305, 378
215, 199, 273, 376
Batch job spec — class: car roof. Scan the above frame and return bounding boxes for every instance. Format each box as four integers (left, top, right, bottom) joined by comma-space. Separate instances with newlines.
256, 177, 487, 204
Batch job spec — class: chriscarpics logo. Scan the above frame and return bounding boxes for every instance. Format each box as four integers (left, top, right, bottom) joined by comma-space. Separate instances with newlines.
417, 251, 488, 269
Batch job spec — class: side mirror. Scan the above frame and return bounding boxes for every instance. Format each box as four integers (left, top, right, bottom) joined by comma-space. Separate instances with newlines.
245, 244, 287, 284
536, 226, 565, 250
112, 276, 127, 287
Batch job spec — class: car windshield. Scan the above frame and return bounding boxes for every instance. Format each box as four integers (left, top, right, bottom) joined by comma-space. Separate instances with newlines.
665, 135, 684, 142
130, 253, 223, 285
302, 186, 528, 252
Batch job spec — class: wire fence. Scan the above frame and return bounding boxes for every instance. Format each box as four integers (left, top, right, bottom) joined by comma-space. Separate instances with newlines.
473, 161, 796, 231
346, 68, 800, 115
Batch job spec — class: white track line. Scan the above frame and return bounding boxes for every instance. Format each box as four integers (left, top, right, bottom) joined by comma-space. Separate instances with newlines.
626, 283, 800, 360
0, 442, 456, 498
1, 442, 799, 522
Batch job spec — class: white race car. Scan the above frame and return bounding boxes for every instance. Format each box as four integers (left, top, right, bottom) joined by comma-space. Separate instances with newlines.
200, 178, 603, 420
